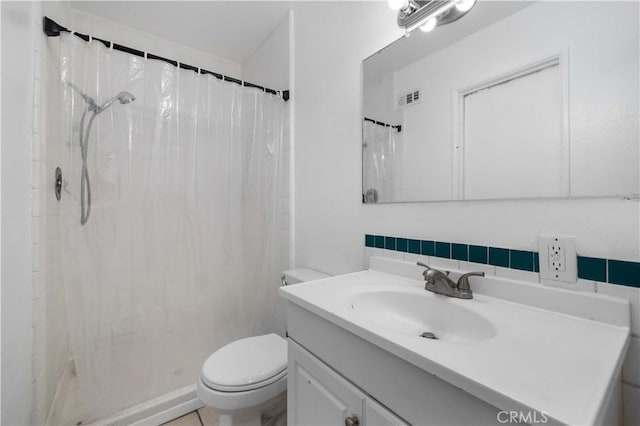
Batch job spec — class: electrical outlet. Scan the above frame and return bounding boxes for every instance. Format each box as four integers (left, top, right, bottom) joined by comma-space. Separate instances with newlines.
539, 234, 577, 283
548, 244, 565, 272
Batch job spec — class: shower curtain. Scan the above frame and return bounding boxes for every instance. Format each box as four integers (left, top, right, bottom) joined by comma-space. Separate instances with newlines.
362, 120, 401, 203
51, 33, 286, 420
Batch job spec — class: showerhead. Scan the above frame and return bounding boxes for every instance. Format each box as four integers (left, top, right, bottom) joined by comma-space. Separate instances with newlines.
64, 81, 135, 113
117, 92, 135, 104
97, 91, 136, 113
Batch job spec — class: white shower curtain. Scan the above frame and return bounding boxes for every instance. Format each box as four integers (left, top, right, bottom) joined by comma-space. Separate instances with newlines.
51, 33, 286, 420
362, 120, 401, 203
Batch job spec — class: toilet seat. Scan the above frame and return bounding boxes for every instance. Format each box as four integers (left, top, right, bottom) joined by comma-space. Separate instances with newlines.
201, 333, 287, 392
205, 368, 287, 392
197, 373, 287, 413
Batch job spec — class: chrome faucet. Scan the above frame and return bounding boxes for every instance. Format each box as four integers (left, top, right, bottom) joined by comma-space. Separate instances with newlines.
417, 262, 484, 299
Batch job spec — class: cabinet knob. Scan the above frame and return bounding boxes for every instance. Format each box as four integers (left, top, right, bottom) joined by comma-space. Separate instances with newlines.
345, 415, 360, 426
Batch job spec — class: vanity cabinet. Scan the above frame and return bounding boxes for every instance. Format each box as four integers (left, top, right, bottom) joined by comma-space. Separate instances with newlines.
288, 339, 408, 426
365, 399, 409, 425
285, 302, 501, 426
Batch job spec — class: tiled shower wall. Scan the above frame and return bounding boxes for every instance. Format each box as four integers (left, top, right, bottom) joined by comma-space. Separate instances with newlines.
31, 2, 72, 424
31, 12, 247, 426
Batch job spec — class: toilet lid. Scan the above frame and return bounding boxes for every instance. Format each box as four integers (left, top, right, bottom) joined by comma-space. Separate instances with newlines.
201, 333, 287, 391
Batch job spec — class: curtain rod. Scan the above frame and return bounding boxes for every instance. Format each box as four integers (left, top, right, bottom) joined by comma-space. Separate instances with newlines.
43, 16, 290, 102
364, 117, 402, 132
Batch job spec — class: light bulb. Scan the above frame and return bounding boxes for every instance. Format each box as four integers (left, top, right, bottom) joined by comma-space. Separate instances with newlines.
455, 0, 476, 12
388, 0, 409, 11
420, 17, 437, 32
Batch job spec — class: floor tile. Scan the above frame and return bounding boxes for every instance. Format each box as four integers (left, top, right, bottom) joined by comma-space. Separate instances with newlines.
198, 406, 220, 426
623, 336, 640, 386
163, 412, 202, 426
623, 384, 640, 426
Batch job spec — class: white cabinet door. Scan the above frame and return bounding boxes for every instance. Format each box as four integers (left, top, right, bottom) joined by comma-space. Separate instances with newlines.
289, 340, 364, 426
365, 398, 409, 426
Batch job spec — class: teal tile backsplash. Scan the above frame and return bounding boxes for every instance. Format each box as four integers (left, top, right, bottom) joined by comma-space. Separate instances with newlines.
608, 260, 640, 287
488, 247, 509, 268
385, 236, 396, 250
365, 234, 640, 288
408, 239, 420, 254
469, 245, 488, 264
435, 242, 451, 258
452, 243, 468, 261
421, 240, 435, 256
577, 256, 606, 282
510, 250, 535, 272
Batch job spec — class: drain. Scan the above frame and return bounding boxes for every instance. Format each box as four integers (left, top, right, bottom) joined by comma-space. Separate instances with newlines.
420, 331, 438, 339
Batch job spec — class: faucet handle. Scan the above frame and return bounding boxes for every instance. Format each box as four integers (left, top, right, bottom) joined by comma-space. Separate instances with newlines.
456, 271, 484, 300
416, 262, 432, 279
456, 272, 485, 297
418, 262, 451, 276
416, 261, 431, 270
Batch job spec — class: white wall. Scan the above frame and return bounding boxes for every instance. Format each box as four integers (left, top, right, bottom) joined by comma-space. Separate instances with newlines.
69, 8, 242, 79
243, 13, 291, 91
292, 4, 639, 423
1, 2, 35, 424
293, 1, 400, 273
363, 72, 400, 125
243, 11, 293, 334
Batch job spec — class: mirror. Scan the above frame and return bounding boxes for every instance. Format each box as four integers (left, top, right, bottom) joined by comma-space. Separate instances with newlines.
362, 1, 639, 203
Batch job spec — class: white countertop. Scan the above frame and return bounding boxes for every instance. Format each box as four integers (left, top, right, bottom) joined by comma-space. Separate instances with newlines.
279, 268, 630, 425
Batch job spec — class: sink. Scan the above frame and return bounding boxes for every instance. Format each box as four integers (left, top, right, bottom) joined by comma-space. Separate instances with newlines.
346, 290, 496, 343
281, 264, 631, 425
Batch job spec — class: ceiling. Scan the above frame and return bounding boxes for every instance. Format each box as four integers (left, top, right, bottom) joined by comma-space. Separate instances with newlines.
70, 1, 294, 64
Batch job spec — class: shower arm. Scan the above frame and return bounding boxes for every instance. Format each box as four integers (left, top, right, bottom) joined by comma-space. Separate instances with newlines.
67, 81, 97, 112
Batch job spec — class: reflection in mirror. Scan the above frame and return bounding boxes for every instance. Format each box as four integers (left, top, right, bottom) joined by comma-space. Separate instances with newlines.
362, 1, 639, 203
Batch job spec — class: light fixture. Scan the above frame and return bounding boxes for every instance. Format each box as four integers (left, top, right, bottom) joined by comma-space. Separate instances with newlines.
395, 0, 477, 34
455, 0, 476, 12
420, 17, 437, 32
388, 0, 409, 11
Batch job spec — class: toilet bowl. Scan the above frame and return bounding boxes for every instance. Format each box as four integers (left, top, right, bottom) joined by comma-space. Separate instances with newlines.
197, 268, 329, 426
197, 333, 288, 426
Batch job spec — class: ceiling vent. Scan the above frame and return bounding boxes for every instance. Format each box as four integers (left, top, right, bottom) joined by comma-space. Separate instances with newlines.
398, 89, 421, 109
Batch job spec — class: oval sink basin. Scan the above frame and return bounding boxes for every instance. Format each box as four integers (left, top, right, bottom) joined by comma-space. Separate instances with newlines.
347, 290, 496, 343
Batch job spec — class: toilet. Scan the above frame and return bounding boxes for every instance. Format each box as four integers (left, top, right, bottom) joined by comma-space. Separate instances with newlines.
197, 268, 330, 426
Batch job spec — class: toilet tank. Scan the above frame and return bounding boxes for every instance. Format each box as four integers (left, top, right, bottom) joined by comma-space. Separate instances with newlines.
277, 268, 330, 336
282, 268, 330, 285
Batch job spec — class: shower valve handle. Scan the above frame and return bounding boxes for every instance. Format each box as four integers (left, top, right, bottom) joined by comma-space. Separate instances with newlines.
345, 415, 359, 426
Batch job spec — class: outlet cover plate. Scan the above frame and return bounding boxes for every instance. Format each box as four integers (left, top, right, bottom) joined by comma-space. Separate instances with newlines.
538, 234, 577, 283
